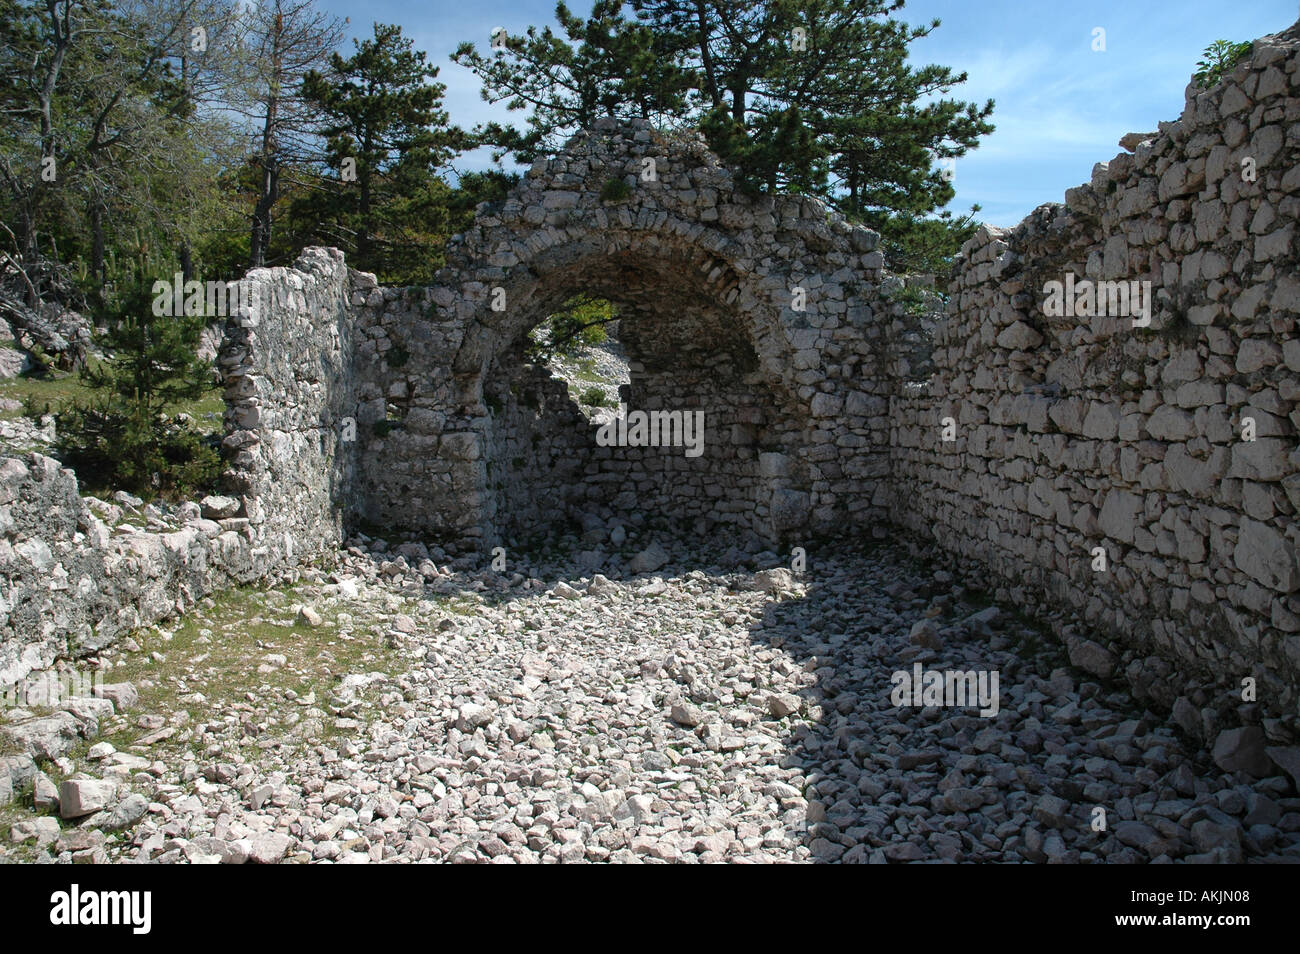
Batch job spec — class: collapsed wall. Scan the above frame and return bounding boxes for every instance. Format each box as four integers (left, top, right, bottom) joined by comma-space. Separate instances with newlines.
0, 253, 356, 687
345, 120, 893, 550
0, 454, 271, 685
890, 26, 1300, 719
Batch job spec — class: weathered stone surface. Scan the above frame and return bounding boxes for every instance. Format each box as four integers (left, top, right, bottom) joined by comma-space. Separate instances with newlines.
1211, 727, 1272, 777
9, 817, 59, 846
58, 777, 114, 818
1098, 490, 1142, 544
248, 831, 293, 864
909, 619, 942, 650
1066, 636, 1116, 679
670, 702, 703, 727
769, 489, 811, 532
1146, 406, 1195, 441
996, 321, 1043, 350
1082, 404, 1120, 440
1266, 747, 1300, 790
753, 567, 798, 595
32, 771, 58, 811
767, 693, 803, 718
199, 495, 241, 520
629, 541, 670, 574
1, 711, 82, 761
100, 793, 148, 830
1234, 518, 1298, 593
95, 683, 138, 711
456, 702, 496, 731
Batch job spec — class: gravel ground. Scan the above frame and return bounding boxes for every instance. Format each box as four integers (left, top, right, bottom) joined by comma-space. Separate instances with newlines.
4, 535, 1297, 864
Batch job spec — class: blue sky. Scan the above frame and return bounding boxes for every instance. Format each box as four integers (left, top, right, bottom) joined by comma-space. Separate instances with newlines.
315, 0, 1298, 227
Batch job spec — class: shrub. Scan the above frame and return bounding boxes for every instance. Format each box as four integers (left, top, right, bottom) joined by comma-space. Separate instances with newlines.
1193, 40, 1253, 89
599, 178, 633, 202
56, 403, 221, 498
579, 386, 612, 408
52, 281, 221, 499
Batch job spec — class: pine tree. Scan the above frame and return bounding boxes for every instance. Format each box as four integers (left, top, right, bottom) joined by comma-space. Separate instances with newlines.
53, 280, 220, 498
229, 0, 345, 269
452, 0, 694, 165
297, 22, 467, 284
457, 0, 994, 276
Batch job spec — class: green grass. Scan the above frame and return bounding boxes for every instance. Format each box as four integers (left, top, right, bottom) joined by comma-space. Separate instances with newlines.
0, 351, 224, 433
600, 178, 633, 202
570, 359, 610, 386
83, 584, 417, 761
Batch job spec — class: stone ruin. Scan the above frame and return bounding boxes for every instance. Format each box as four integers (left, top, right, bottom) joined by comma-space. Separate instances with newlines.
2, 22, 1299, 740
222, 122, 894, 554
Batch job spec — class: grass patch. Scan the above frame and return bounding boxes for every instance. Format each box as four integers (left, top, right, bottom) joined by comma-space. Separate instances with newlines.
0, 355, 224, 432
90, 584, 416, 761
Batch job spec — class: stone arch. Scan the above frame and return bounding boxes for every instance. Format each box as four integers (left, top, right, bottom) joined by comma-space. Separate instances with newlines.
447, 218, 801, 406
465, 241, 799, 548
384, 120, 890, 550
234, 119, 894, 554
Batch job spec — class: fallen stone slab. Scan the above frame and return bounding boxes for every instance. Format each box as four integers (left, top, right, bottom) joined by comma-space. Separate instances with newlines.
2, 711, 83, 761
58, 777, 115, 818
94, 682, 139, 711
248, 831, 293, 864
9, 817, 60, 846
629, 541, 669, 574
1212, 727, 1272, 777
1265, 747, 1300, 791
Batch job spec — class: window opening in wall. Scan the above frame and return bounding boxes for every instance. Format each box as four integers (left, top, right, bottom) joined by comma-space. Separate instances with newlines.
525, 294, 631, 419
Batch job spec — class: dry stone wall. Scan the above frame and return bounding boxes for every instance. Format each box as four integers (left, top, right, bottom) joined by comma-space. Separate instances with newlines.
4, 22, 1300, 733
0, 255, 356, 687
0, 455, 274, 686
220, 245, 361, 558
890, 25, 1300, 721
342, 118, 892, 550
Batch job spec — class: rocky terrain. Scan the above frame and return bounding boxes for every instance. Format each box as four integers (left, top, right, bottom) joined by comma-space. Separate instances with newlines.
4, 534, 1297, 864
2, 22, 1298, 869
537, 327, 631, 416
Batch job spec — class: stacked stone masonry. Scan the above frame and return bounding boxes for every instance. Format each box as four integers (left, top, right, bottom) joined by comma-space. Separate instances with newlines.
891, 27, 1300, 721
1, 23, 1297, 733
0, 256, 353, 687
339, 121, 891, 548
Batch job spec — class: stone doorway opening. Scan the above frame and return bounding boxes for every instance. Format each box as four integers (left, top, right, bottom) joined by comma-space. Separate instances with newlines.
479, 249, 797, 554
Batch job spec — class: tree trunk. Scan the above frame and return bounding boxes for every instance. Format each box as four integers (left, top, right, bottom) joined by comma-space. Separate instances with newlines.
694, 0, 721, 108
250, 107, 278, 268
90, 197, 105, 289
357, 132, 373, 266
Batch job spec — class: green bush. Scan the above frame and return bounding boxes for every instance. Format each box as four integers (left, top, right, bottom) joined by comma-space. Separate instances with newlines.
55, 403, 221, 498
52, 281, 221, 500
1193, 40, 1253, 89
579, 386, 613, 408
599, 178, 633, 202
